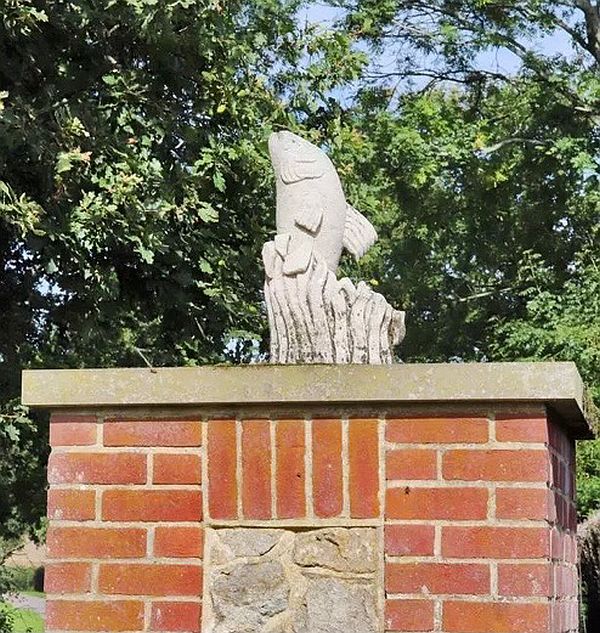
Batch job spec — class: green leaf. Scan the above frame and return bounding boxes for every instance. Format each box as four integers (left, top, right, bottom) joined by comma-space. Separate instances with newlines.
199, 259, 213, 274
197, 202, 218, 223
55, 149, 91, 174
212, 171, 226, 192
55, 153, 74, 174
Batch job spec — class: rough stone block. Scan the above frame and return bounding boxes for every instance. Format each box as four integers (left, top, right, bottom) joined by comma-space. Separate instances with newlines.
203, 527, 379, 633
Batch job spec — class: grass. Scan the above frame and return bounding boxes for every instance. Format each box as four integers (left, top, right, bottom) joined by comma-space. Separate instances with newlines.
0, 602, 44, 632
0, 564, 45, 631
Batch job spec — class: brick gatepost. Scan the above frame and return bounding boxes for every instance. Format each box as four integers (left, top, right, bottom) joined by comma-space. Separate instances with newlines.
21, 362, 592, 633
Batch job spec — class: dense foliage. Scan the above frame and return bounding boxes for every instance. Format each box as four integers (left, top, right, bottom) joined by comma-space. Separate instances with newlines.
580, 510, 600, 630
0, 0, 363, 545
0, 0, 599, 565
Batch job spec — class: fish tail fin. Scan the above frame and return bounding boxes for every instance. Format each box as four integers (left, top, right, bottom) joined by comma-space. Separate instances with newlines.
343, 204, 378, 259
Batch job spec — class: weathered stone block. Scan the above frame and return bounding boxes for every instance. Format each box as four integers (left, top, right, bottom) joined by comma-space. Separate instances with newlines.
293, 528, 377, 573
297, 577, 378, 633
203, 527, 379, 633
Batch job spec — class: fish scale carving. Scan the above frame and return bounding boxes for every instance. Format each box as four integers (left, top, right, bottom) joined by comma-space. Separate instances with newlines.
263, 130, 405, 364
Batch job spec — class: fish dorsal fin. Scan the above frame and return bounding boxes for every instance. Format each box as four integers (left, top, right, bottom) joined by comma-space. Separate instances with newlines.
280, 157, 324, 184
343, 204, 378, 259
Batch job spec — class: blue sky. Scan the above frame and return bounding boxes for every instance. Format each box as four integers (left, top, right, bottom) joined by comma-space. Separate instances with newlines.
299, 3, 579, 78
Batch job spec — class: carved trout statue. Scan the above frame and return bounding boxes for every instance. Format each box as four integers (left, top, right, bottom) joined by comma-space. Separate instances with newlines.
268, 130, 378, 274
262, 130, 405, 364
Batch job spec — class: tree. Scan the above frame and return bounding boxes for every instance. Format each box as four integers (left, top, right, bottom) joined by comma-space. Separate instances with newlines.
327, 80, 599, 365
322, 0, 600, 513
333, 0, 600, 92
0, 0, 365, 556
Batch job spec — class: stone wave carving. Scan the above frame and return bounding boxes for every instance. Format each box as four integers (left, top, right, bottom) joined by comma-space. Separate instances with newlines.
263, 243, 405, 364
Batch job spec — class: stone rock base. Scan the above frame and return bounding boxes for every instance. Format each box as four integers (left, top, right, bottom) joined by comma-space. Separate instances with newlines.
202, 527, 380, 633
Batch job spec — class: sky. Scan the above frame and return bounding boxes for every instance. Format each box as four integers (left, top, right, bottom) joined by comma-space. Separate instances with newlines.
299, 3, 579, 80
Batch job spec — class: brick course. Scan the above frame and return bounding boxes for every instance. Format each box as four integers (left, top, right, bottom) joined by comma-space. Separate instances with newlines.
384, 412, 578, 633
242, 419, 272, 519
275, 419, 306, 518
44, 408, 580, 633
312, 418, 344, 518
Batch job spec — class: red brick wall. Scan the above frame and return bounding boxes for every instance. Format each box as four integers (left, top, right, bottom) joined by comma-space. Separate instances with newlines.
549, 420, 578, 632
45, 409, 579, 632
46, 417, 204, 632
384, 412, 577, 633
206, 417, 380, 521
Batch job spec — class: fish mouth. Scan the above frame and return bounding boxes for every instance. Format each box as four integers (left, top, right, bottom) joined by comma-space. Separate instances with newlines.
268, 130, 299, 156
268, 130, 292, 169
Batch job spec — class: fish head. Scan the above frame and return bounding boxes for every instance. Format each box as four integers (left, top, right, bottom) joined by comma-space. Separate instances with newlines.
268, 130, 329, 184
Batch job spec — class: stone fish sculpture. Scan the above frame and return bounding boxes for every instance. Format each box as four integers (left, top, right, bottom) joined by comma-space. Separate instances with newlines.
263, 130, 405, 364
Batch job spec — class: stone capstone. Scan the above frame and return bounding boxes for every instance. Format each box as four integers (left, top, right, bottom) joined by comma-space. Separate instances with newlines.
203, 527, 380, 633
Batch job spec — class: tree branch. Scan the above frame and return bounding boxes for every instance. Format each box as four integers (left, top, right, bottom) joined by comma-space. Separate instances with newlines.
456, 287, 512, 303
573, 0, 600, 62
133, 347, 157, 373
552, 14, 592, 54
479, 138, 547, 156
